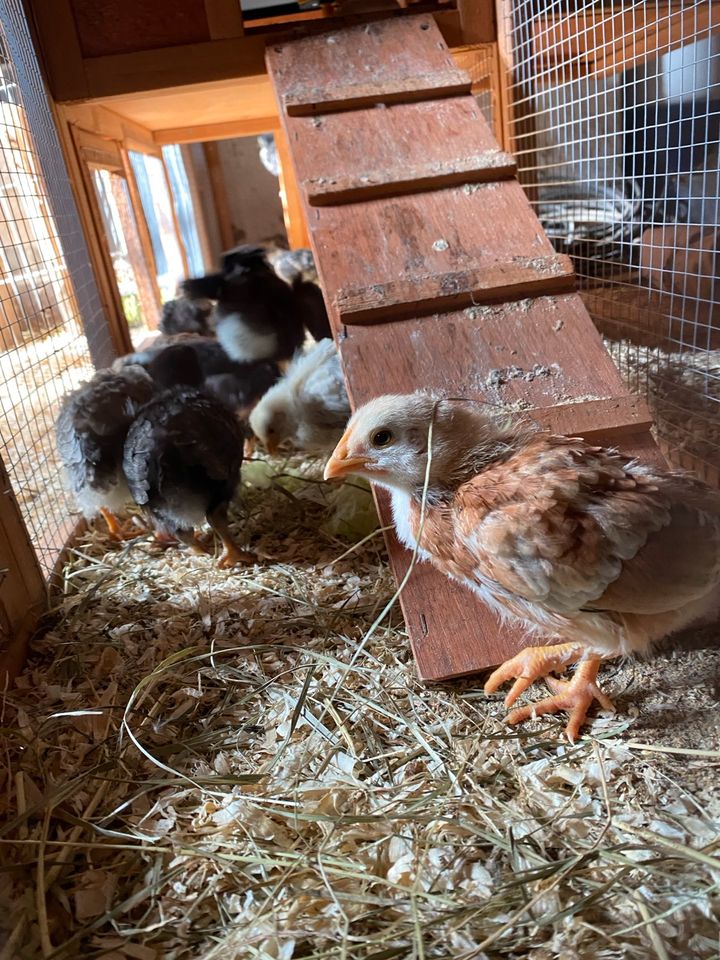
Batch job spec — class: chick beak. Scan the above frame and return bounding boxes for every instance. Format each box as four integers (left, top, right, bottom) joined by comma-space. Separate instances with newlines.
324, 432, 368, 481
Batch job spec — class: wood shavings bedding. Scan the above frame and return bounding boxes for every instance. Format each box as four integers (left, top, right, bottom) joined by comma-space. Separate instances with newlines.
1, 457, 719, 960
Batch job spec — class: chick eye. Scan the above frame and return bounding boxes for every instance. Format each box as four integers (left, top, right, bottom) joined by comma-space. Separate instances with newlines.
371, 429, 393, 448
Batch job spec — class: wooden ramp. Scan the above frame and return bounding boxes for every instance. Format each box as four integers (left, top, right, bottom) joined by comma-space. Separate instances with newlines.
266, 15, 661, 681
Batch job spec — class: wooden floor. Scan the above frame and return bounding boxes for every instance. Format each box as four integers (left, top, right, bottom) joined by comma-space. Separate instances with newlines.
267, 14, 660, 680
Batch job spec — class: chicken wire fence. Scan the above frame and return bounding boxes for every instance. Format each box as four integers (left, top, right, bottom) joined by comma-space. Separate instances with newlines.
501, 0, 720, 484
0, 2, 112, 575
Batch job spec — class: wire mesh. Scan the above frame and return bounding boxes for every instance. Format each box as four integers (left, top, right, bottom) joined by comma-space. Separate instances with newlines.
0, 5, 109, 574
501, 0, 720, 484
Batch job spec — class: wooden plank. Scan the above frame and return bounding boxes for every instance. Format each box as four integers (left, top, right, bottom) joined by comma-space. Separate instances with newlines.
338, 296, 646, 428
154, 117, 279, 146
204, 0, 244, 39
266, 14, 469, 115
25, 0, 89, 101
283, 97, 514, 206
0, 453, 47, 687
338, 297, 659, 677
310, 183, 576, 324
533, 6, 720, 82
71, 0, 211, 58
82, 36, 267, 100
275, 125, 311, 250
335, 255, 575, 323
202, 140, 235, 250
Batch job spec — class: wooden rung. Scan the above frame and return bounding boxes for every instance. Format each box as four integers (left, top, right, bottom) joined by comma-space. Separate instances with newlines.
335, 255, 576, 323
305, 150, 517, 205
266, 14, 467, 115
282, 96, 511, 206
535, 396, 653, 441
283, 70, 471, 115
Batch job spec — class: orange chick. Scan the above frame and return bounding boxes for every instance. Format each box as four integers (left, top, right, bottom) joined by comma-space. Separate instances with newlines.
324, 393, 720, 740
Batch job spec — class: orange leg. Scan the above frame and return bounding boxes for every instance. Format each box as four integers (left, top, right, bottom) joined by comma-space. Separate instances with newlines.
485, 644, 615, 741
207, 505, 255, 569
99, 507, 145, 541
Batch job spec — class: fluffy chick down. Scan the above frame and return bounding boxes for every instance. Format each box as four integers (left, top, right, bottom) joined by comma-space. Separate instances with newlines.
249, 338, 351, 455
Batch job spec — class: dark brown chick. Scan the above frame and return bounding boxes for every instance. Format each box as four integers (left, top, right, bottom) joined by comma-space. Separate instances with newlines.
122, 344, 252, 568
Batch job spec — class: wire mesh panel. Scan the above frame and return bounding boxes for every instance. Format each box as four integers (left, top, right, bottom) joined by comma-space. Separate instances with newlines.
0, 6, 107, 574
500, 0, 720, 484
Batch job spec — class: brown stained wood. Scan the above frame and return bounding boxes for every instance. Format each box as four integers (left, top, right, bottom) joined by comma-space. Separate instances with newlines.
71, 0, 211, 58
202, 141, 235, 250
283, 97, 515, 206
335, 256, 575, 323
311, 183, 576, 324
204, 0, 244, 39
266, 14, 469, 116
338, 296, 645, 427
283, 71, 471, 116
305, 152, 516, 205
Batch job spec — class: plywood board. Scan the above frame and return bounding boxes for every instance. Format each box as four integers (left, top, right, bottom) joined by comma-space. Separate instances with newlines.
284, 97, 515, 205
312, 183, 576, 323
266, 14, 470, 115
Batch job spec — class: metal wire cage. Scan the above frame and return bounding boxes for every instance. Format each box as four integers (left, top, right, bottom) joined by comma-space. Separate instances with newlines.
0, 2, 112, 575
500, 0, 720, 485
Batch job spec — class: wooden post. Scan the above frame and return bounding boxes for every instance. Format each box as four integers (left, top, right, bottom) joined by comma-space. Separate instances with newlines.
203, 140, 235, 250
0, 453, 47, 687
274, 124, 310, 250
121, 148, 164, 314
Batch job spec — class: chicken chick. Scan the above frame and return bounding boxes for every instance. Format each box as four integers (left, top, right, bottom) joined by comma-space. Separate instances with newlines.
114, 335, 280, 416
160, 297, 213, 336
55, 365, 156, 538
182, 246, 305, 365
122, 344, 252, 568
324, 392, 720, 739
249, 338, 351, 455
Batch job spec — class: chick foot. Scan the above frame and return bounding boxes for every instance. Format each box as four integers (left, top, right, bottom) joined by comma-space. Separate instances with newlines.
484, 641, 584, 708
100, 508, 146, 541
217, 541, 256, 569
505, 657, 615, 742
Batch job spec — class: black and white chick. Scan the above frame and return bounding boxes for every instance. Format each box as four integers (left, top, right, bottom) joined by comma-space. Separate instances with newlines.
115, 335, 280, 416
182, 245, 305, 366
160, 297, 213, 336
248, 338, 350, 455
122, 344, 252, 568
55, 365, 156, 538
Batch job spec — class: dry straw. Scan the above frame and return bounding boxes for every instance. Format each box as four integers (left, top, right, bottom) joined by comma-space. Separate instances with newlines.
1, 455, 718, 959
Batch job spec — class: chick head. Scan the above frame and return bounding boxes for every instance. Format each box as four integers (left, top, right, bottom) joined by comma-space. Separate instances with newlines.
324, 392, 525, 497
248, 386, 295, 456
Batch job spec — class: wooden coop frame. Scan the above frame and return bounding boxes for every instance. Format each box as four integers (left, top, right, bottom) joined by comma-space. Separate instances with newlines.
1, 0, 717, 684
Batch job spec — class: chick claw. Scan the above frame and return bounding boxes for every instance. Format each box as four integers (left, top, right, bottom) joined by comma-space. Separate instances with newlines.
217, 541, 255, 569
506, 659, 615, 742
484, 642, 584, 708
485, 644, 615, 741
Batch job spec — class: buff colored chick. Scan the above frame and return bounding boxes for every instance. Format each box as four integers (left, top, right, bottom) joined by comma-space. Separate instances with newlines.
324, 392, 720, 739
249, 338, 350, 455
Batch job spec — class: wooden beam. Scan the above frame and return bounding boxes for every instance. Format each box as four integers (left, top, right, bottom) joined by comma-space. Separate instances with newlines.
274, 124, 310, 250
0, 453, 47, 688
24, 0, 89, 101
204, 0, 244, 39
533, 5, 720, 81
154, 117, 279, 145
202, 140, 235, 249
81, 36, 267, 100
